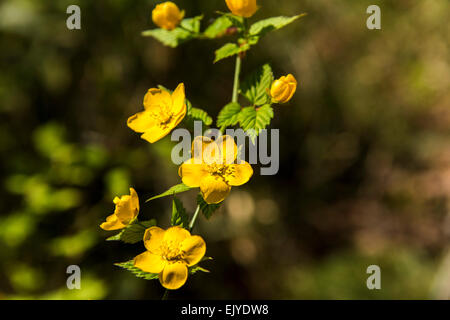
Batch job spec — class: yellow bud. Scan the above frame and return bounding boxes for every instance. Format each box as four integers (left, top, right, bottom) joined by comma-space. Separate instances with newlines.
270, 74, 298, 104
152, 1, 185, 31
225, 0, 258, 18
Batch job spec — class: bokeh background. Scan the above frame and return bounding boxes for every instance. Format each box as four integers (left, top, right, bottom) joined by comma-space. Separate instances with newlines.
1, 0, 449, 299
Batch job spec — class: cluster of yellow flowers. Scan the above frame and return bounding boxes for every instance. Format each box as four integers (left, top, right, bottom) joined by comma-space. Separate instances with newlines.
101, 0, 299, 292
100, 188, 206, 289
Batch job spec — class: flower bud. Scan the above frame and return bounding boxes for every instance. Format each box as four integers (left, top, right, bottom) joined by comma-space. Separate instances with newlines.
152, 1, 185, 31
270, 74, 297, 103
225, 0, 258, 18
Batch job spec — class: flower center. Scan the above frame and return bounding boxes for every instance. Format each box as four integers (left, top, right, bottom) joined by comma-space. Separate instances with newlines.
160, 240, 183, 262
151, 102, 174, 128
207, 164, 235, 180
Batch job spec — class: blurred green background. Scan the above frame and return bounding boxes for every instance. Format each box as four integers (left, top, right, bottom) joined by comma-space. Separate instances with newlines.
0, 0, 449, 299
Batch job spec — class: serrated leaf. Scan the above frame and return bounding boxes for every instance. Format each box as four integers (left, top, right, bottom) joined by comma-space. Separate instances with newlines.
214, 42, 250, 63
221, 13, 245, 30
141, 28, 192, 48
115, 260, 159, 280
189, 265, 210, 274
180, 15, 203, 33
197, 194, 221, 219
217, 102, 241, 131
238, 106, 257, 130
241, 64, 273, 106
204, 15, 233, 38
249, 14, 307, 37
146, 183, 193, 202
188, 256, 213, 274
238, 105, 274, 142
171, 197, 189, 228
188, 107, 213, 126
106, 219, 156, 243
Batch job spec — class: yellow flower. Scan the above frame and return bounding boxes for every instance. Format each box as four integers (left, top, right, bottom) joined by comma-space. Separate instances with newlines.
270, 74, 297, 103
134, 226, 206, 290
179, 135, 253, 204
152, 1, 185, 31
127, 83, 187, 143
100, 188, 139, 231
225, 0, 258, 18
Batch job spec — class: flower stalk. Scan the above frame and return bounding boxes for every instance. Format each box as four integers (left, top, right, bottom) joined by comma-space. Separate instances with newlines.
232, 54, 241, 103
189, 205, 201, 231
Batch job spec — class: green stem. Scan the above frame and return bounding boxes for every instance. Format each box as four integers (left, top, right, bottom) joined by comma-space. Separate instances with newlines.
162, 289, 169, 300
232, 54, 242, 103
189, 205, 201, 231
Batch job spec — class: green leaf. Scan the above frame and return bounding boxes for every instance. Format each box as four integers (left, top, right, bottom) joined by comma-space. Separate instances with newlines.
221, 13, 245, 30
217, 102, 241, 131
188, 107, 213, 126
197, 194, 222, 219
180, 15, 203, 33
249, 14, 307, 37
238, 105, 274, 142
241, 64, 274, 106
214, 42, 250, 63
189, 265, 210, 274
141, 28, 192, 48
114, 260, 159, 280
146, 183, 194, 202
204, 16, 233, 38
171, 197, 189, 228
188, 256, 213, 274
106, 219, 156, 243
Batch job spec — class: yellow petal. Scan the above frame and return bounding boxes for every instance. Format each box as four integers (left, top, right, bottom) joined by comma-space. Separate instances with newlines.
140, 125, 172, 143
167, 106, 186, 131
164, 226, 191, 245
100, 214, 126, 230
181, 235, 206, 266
143, 88, 162, 110
170, 83, 186, 116
191, 136, 220, 164
146, 89, 172, 112
152, 2, 183, 31
226, 0, 258, 18
159, 262, 188, 290
178, 159, 209, 187
216, 135, 238, 164
286, 74, 297, 85
143, 226, 166, 255
134, 251, 166, 274
226, 161, 253, 186
127, 110, 156, 133
115, 196, 137, 225
129, 188, 139, 218
191, 136, 213, 160
200, 176, 231, 204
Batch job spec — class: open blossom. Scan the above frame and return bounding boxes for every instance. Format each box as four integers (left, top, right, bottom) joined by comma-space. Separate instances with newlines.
134, 226, 206, 290
179, 135, 253, 204
127, 83, 187, 143
152, 1, 185, 30
225, 0, 258, 18
270, 74, 297, 103
100, 188, 139, 231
